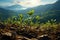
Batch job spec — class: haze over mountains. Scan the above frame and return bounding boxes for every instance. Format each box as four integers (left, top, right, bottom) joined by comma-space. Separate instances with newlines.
0, 0, 60, 22
5, 5, 23, 10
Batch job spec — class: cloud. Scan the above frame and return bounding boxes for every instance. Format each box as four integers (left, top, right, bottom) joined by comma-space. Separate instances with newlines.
0, 0, 57, 8
16, 0, 57, 8
0, 2, 13, 7
0, 0, 21, 7
41, 0, 57, 5
18, 0, 41, 8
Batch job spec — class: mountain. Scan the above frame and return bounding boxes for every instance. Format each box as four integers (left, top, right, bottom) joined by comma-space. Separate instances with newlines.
39, 0, 60, 22
27, 0, 60, 22
52, 0, 60, 10
4, 4, 24, 10
0, 8, 17, 20
3, 0, 59, 14
0, 0, 60, 22
31, 0, 60, 14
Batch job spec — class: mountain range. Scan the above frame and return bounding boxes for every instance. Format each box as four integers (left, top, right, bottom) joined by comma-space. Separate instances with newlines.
0, 0, 60, 22
4, 5, 24, 10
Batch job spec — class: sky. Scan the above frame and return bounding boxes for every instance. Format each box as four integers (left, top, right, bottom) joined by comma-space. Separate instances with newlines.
0, 0, 58, 8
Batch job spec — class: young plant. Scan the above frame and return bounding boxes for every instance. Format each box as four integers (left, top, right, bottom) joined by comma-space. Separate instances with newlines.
35, 15, 40, 27
27, 10, 34, 26
27, 10, 34, 16
18, 14, 23, 27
